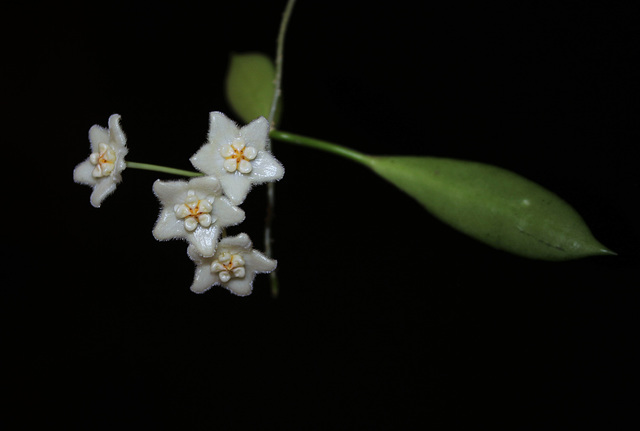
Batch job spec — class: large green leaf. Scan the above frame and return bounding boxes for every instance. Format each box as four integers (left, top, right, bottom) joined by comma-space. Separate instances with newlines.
366, 156, 614, 260
224, 52, 280, 124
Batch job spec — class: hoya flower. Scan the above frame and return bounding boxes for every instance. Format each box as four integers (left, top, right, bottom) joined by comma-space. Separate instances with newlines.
190, 111, 284, 204
73, 114, 128, 207
187, 233, 277, 296
153, 176, 245, 257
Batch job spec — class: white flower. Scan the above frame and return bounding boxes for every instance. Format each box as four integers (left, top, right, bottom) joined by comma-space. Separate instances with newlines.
152, 176, 245, 257
190, 112, 284, 205
187, 233, 277, 296
73, 114, 128, 207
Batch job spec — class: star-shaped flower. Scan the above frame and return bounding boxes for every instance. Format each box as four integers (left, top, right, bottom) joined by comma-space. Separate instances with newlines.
73, 114, 128, 208
152, 176, 245, 257
187, 233, 277, 296
190, 112, 284, 205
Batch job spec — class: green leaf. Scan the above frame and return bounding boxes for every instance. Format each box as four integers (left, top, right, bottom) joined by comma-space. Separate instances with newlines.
367, 156, 615, 260
224, 52, 281, 124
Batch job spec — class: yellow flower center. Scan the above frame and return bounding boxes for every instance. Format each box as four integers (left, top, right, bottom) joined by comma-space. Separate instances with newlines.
220, 138, 257, 174
173, 190, 215, 232
89, 143, 117, 177
211, 252, 246, 282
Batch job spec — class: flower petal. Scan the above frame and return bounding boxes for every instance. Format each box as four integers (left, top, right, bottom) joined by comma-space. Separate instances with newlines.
239, 116, 269, 151
88, 125, 110, 152
73, 159, 98, 186
245, 249, 278, 273
153, 180, 189, 204
112, 148, 129, 183
249, 151, 285, 183
208, 111, 239, 146
152, 210, 185, 240
186, 244, 204, 264
219, 173, 252, 205
190, 143, 222, 176
191, 263, 219, 294
189, 225, 221, 257
225, 276, 255, 296
187, 245, 220, 293
219, 232, 252, 250
188, 176, 222, 196
212, 196, 245, 227
107, 114, 126, 147
90, 178, 117, 208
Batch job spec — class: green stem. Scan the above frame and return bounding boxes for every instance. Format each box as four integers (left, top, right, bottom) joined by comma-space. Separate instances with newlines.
269, 130, 372, 167
265, 0, 297, 298
268, 0, 296, 130
126, 161, 202, 177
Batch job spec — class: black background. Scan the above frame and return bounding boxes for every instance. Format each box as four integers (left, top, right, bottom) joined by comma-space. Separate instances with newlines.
5, 1, 639, 429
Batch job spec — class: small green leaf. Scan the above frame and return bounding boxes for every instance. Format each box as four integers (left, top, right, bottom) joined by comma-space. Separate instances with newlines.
224, 52, 281, 124
367, 156, 614, 260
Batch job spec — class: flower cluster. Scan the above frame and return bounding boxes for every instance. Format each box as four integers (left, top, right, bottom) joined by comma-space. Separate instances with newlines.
74, 112, 283, 296
155, 112, 283, 295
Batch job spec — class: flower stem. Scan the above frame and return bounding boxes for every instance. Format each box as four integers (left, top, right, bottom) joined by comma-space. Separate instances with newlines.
126, 161, 203, 177
268, 0, 296, 130
265, 0, 297, 298
269, 130, 372, 167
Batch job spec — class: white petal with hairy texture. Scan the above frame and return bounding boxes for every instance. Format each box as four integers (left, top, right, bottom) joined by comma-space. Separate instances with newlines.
218, 174, 252, 206
189, 225, 221, 257
248, 151, 284, 183
239, 116, 269, 151
211, 195, 245, 226
189, 142, 222, 177
207, 112, 238, 147
88, 125, 110, 152
152, 209, 184, 240
73, 159, 98, 186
